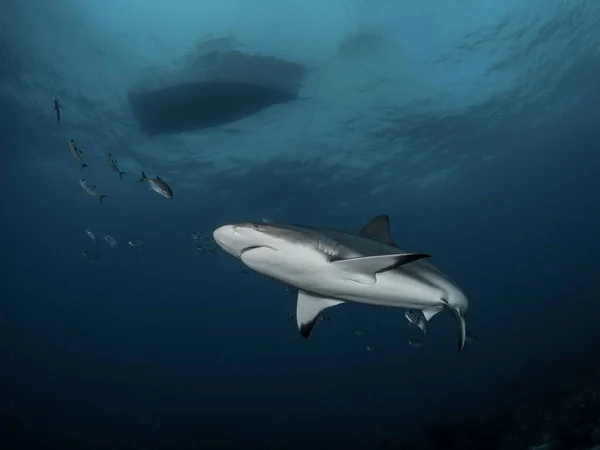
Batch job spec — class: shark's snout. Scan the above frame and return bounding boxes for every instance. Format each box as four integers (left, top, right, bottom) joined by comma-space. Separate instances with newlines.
213, 224, 259, 258
213, 225, 238, 257
212, 225, 232, 244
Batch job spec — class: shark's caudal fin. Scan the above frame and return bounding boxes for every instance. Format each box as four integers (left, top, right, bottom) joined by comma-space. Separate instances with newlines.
359, 215, 398, 247
118, 171, 126, 180
333, 253, 430, 284
99, 195, 107, 204
439, 299, 468, 352
137, 171, 147, 183
296, 290, 344, 338
454, 309, 467, 352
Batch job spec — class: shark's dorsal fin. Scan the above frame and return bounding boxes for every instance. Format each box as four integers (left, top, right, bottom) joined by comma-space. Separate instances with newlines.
360, 215, 398, 247
296, 290, 344, 338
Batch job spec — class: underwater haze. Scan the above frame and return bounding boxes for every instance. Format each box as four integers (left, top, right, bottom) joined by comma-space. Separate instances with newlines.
2, 0, 600, 449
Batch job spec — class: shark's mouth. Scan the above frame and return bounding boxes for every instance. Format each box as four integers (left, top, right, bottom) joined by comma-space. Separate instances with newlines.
239, 245, 278, 257
239, 245, 278, 259
240, 245, 264, 256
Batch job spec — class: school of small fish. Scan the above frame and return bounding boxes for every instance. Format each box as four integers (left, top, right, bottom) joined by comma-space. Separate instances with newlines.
52, 98, 221, 265
55, 97, 174, 205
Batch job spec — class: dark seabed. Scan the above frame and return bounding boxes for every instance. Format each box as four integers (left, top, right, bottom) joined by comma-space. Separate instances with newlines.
1, 1, 600, 449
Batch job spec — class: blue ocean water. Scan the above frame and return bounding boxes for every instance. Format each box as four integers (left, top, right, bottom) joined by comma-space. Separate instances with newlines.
1, 1, 600, 449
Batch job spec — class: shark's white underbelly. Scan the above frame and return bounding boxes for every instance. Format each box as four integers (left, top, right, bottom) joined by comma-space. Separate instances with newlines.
241, 246, 449, 310
297, 267, 445, 309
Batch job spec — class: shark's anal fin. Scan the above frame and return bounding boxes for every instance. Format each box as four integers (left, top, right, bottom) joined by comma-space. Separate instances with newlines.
333, 253, 430, 284
296, 291, 344, 338
359, 215, 398, 247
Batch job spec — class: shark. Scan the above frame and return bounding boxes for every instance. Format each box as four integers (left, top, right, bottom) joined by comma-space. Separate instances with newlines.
212, 215, 470, 351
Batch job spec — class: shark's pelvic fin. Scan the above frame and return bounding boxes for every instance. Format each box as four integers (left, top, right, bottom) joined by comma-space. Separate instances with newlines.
333, 253, 430, 284
422, 306, 444, 322
359, 215, 398, 247
296, 290, 344, 338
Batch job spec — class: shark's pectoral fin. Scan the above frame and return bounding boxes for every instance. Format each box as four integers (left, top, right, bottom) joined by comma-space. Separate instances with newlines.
359, 215, 398, 247
333, 253, 430, 284
296, 290, 344, 338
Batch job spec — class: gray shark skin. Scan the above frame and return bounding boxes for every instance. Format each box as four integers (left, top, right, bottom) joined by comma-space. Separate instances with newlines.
213, 215, 469, 351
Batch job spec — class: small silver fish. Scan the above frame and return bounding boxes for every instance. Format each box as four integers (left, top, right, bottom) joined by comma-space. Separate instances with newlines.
79, 179, 107, 204
68, 139, 88, 170
137, 171, 173, 199
85, 229, 97, 244
128, 238, 144, 248
354, 330, 365, 337
190, 231, 206, 242
409, 338, 425, 349
83, 250, 99, 261
196, 243, 217, 255
54, 97, 61, 124
106, 153, 126, 180
466, 332, 477, 344
104, 234, 118, 250
405, 309, 427, 335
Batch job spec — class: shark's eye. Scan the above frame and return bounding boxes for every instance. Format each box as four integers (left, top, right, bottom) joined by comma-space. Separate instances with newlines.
252, 224, 259, 230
